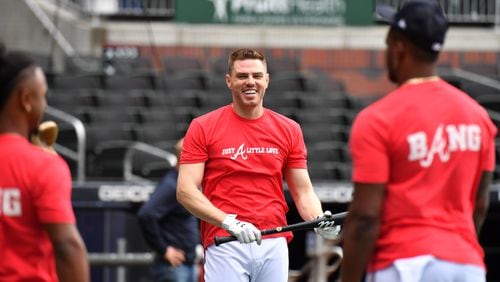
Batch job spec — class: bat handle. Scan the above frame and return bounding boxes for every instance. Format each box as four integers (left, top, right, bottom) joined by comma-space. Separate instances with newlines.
214, 235, 237, 246
214, 229, 278, 246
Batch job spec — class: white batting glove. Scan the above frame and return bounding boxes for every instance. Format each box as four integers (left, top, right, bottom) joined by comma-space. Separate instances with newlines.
221, 214, 262, 245
314, 210, 342, 240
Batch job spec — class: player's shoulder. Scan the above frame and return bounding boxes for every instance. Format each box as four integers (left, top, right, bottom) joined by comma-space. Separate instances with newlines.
437, 79, 490, 113
265, 108, 300, 127
192, 105, 230, 124
1, 134, 60, 161
11, 135, 68, 168
350, 92, 401, 133
352, 96, 387, 123
30, 145, 68, 170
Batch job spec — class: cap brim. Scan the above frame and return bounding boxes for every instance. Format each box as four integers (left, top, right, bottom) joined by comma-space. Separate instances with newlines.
376, 4, 397, 24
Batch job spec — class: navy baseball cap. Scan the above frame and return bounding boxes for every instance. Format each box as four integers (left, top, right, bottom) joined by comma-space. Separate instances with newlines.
377, 0, 448, 53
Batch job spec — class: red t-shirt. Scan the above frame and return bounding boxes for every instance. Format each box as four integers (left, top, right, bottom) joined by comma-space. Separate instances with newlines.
181, 105, 307, 248
350, 79, 497, 271
0, 134, 75, 282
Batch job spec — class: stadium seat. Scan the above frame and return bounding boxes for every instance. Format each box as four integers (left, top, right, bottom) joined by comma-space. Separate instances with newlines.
85, 107, 138, 125
133, 123, 184, 150
94, 90, 148, 109
137, 108, 176, 124
163, 71, 209, 91
31, 53, 52, 72
307, 142, 343, 163
208, 57, 228, 75
440, 74, 500, 99
130, 152, 173, 179
267, 71, 306, 93
65, 55, 104, 74
104, 73, 158, 90
111, 56, 155, 74
47, 89, 97, 115
206, 73, 229, 92
475, 94, 500, 112
462, 64, 499, 78
264, 91, 300, 110
199, 92, 232, 109
85, 123, 135, 178
144, 92, 198, 112
295, 109, 355, 127
163, 56, 203, 74
137, 107, 192, 131
266, 56, 300, 75
308, 161, 352, 181
85, 123, 135, 151
303, 68, 346, 93
302, 124, 350, 144
297, 93, 353, 110
307, 140, 350, 163
52, 73, 104, 89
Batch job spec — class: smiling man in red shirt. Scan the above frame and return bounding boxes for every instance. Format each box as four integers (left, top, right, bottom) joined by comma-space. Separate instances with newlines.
177, 48, 340, 282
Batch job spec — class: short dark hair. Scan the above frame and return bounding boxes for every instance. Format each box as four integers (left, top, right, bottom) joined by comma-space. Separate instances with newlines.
0, 44, 37, 110
390, 27, 440, 63
227, 48, 267, 74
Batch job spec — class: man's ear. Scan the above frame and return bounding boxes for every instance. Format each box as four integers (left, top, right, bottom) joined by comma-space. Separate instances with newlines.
225, 73, 231, 89
393, 38, 406, 57
391, 39, 407, 71
17, 86, 32, 113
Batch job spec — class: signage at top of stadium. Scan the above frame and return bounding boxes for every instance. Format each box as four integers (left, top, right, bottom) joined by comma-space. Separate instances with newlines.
208, 0, 346, 25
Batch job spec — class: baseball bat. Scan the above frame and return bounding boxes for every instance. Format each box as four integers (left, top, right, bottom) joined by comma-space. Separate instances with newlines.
38, 120, 58, 147
214, 211, 348, 246
31, 120, 58, 154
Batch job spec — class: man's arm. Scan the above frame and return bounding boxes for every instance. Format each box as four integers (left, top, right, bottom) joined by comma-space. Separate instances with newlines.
474, 171, 492, 236
137, 174, 177, 255
285, 168, 323, 221
44, 224, 89, 282
339, 182, 385, 282
176, 163, 227, 227
177, 163, 262, 244
138, 173, 189, 265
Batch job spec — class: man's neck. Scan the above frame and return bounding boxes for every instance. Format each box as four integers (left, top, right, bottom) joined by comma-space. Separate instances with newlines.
231, 103, 263, 120
404, 76, 439, 85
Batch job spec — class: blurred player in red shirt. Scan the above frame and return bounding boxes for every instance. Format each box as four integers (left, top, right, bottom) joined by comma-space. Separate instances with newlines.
0, 45, 89, 282
340, 1, 497, 282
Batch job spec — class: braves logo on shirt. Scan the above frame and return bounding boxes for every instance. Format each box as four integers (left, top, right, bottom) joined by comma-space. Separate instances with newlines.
221, 143, 280, 160
407, 123, 481, 167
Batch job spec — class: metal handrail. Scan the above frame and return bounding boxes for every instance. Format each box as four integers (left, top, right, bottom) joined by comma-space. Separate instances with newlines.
88, 252, 154, 266
75, 0, 175, 17
289, 235, 343, 282
375, 0, 499, 24
44, 105, 86, 183
23, 0, 76, 57
439, 68, 500, 91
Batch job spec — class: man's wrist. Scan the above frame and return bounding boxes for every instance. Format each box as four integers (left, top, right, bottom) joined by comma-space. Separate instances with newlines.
222, 214, 237, 229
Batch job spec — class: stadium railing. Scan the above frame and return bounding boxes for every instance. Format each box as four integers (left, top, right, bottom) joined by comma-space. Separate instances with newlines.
375, 0, 499, 25
45, 105, 87, 183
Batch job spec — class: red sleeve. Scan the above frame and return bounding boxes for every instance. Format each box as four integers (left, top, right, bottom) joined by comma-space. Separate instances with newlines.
482, 116, 497, 172
286, 122, 307, 169
33, 156, 75, 223
350, 110, 390, 183
181, 119, 209, 164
